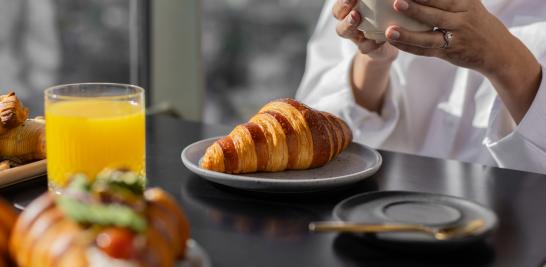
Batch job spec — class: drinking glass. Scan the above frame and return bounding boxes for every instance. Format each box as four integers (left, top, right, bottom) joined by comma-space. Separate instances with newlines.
45, 83, 146, 191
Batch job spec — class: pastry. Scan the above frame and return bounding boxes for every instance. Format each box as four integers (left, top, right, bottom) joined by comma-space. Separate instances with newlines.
0, 198, 17, 267
10, 169, 190, 267
0, 92, 45, 170
201, 98, 352, 174
0, 118, 45, 164
0, 92, 28, 135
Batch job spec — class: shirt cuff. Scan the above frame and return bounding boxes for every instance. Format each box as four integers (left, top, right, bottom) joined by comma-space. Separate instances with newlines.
484, 66, 546, 173
513, 68, 546, 148
312, 56, 400, 147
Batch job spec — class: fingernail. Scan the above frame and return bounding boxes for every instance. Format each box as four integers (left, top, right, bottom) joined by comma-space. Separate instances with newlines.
388, 29, 400, 40
343, 0, 352, 5
348, 12, 358, 25
396, 0, 409, 10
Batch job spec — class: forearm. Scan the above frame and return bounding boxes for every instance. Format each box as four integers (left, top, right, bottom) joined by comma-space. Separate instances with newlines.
350, 53, 393, 113
484, 36, 542, 124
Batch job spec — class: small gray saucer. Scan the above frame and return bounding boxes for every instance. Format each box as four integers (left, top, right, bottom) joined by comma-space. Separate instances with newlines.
334, 191, 498, 246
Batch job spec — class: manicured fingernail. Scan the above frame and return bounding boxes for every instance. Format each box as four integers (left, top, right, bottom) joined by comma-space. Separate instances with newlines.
388, 29, 400, 40
396, 0, 409, 10
348, 12, 358, 25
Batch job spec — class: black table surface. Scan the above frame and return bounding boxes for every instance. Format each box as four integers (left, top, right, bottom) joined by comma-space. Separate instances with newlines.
2, 115, 546, 267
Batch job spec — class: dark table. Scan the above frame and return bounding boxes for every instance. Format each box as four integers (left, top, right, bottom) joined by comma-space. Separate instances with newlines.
2, 115, 546, 267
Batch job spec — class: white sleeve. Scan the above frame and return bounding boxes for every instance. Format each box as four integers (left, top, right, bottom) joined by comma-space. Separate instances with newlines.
295, 0, 400, 148
484, 21, 546, 173
485, 66, 546, 173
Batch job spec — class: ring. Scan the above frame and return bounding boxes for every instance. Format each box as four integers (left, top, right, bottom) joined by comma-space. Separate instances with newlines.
442, 31, 453, 49
434, 28, 453, 49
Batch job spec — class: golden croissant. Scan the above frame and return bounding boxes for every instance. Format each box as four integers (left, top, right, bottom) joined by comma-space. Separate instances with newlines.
0, 92, 44, 167
10, 171, 190, 267
201, 98, 353, 174
0, 118, 45, 163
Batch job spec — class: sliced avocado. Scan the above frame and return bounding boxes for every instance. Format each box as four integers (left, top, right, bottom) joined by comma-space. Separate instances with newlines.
57, 196, 147, 233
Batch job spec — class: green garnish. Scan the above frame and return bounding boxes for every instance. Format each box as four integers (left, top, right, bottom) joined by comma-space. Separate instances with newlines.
57, 196, 147, 233
67, 174, 91, 193
56, 169, 148, 233
95, 169, 145, 195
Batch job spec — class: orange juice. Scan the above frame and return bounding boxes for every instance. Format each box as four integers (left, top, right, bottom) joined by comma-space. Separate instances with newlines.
46, 100, 146, 188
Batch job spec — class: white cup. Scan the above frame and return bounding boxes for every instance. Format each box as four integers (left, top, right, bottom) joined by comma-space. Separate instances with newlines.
357, 0, 432, 42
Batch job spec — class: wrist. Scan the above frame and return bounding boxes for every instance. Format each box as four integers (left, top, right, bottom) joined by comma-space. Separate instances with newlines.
355, 52, 396, 66
484, 39, 540, 96
351, 53, 393, 113
482, 35, 542, 123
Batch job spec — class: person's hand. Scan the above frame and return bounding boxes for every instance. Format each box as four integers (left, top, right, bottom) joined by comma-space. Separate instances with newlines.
385, 0, 524, 75
385, 0, 542, 123
333, 0, 398, 62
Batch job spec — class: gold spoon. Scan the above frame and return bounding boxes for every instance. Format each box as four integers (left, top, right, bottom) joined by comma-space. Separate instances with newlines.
309, 219, 486, 240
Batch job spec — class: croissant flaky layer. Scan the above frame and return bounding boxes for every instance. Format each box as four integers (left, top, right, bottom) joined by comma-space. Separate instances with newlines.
0, 118, 46, 163
201, 98, 353, 174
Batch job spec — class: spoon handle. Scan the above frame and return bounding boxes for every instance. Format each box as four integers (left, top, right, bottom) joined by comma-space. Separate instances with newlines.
309, 222, 430, 234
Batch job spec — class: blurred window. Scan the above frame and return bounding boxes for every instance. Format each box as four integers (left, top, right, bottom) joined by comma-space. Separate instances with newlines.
1, 0, 322, 122
0, 0, 146, 115
202, 0, 323, 126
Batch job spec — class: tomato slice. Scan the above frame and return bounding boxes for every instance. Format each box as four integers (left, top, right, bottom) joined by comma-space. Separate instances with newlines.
96, 228, 136, 259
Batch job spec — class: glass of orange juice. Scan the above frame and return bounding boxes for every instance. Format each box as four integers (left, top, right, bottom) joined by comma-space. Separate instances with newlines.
45, 83, 146, 192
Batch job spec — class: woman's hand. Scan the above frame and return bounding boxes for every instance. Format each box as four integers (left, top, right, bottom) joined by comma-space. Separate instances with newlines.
386, 0, 542, 123
385, 0, 512, 73
333, 0, 398, 61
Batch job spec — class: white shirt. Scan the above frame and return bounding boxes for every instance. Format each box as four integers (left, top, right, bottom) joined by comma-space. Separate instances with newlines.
296, 0, 546, 174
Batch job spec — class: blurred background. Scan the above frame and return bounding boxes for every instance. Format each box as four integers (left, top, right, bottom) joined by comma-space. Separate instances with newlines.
202, 0, 322, 125
0, 0, 323, 125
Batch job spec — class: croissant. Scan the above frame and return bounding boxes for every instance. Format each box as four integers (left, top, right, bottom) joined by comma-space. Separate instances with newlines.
0, 198, 17, 267
10, 172, 190, 267
0, 92, 29, 135
201, 98, 352, 174
0, 118, 46, 163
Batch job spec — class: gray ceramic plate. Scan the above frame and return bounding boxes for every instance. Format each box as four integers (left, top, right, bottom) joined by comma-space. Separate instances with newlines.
333, 191, 498, 247
181, 137, 382, 193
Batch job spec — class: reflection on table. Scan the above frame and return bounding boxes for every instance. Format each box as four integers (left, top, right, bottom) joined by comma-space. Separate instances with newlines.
2, 116, 546, 267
